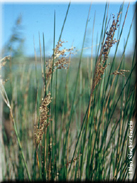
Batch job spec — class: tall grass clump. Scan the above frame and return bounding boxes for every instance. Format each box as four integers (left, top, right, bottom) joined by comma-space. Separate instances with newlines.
0, 2, 136, 181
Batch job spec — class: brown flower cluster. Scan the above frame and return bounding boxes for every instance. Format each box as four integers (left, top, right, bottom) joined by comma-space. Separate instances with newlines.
45, 40, 75, 90
111, 69, 129, 76
34, 41, 75, 148
103, 13, 120, 60
93, 12, 121, 90
34, 92, 52, 147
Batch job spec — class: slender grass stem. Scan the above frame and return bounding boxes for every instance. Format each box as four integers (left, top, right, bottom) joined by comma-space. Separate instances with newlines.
10, 109, 31, 180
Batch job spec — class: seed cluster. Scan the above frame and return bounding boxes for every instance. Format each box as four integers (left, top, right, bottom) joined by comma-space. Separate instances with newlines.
46, 41, 74, 79
112, 69, 129, 76
45, 40, 74, 90
34, 92, 52, 147
103, 13, 120, 60
93, 12, 121, 90
34, 41, 74, 148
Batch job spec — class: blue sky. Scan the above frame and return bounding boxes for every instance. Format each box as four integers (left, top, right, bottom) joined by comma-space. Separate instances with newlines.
1, 2, 135, 57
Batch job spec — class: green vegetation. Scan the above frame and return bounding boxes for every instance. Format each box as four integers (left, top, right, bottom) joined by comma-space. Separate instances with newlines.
0, 2, 136, 181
